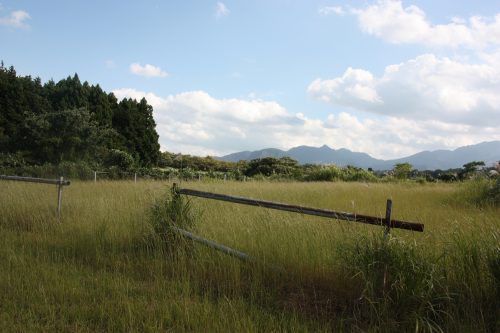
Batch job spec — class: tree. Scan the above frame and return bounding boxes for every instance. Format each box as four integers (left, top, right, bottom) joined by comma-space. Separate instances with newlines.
460, 161, 485, 180
393, 163, 413, 180
104, 149, 134, 170
0, 63, 162, 167
245, 157, 299, 177
22, 108, 99, 163
112, 98, 160, 167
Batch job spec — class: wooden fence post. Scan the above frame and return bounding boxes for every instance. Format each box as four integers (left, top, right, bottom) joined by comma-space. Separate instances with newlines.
134, 172, 137, 183
57, 176, 64, 218
94, 171, 97, 183
384, 199, 392, 239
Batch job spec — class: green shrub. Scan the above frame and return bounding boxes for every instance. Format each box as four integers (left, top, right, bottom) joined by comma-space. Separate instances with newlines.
149, 185, 198, 249
104, 149, 134, 170
340, 235, 446, 331
454, 178, 500, 207
304, 166, 341, 181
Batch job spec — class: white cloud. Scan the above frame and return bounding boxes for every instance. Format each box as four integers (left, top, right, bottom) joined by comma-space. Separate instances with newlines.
112, 88, 500, 159
129, 63, 168, 78
308, 67, 381, 107
0, 10, 30, 29
319, 6, 344, 16
308, 54, 500, 126
215, 2, 230, 19
350, 0, 500, 49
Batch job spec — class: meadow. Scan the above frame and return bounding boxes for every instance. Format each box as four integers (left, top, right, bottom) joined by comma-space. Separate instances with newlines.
0, 180, 498, 332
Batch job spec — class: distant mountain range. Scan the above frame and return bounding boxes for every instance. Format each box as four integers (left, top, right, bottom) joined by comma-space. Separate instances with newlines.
219, 141, 500, 170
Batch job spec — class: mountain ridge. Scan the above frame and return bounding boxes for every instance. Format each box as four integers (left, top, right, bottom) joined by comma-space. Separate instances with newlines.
219, 141, 500, 170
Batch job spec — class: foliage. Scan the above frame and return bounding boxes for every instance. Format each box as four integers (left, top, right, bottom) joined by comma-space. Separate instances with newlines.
0, 63, 161, 168
245, 157, 299, 177
104, 149, 134, 170
459, 161, 486, 180
392, 163, 413, 180
149, 185, 198, 248
340, 235, 446, 331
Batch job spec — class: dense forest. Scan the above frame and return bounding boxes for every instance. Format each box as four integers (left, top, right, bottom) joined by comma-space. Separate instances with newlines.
0, 63, 160, 169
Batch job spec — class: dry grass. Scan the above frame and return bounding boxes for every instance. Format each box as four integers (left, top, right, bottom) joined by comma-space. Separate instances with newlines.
0, 180, 498, 332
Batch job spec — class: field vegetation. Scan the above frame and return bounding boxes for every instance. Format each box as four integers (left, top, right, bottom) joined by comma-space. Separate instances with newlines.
0, 180, 498, 332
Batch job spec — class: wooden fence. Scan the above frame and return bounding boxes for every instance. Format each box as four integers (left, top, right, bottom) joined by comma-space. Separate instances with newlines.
0, 175, 71, 217
171, 183, 424, 263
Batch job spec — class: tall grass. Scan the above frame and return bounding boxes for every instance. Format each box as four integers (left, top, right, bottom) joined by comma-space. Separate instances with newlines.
0, 180, 498, 332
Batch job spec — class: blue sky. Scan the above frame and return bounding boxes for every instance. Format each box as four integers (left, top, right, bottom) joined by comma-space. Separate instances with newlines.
2, 1, 500, 159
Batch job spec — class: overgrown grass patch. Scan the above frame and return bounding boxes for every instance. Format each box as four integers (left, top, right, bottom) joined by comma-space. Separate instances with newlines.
0, 180, 498, 331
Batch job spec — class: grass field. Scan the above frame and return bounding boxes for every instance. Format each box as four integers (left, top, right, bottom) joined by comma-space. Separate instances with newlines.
0, 180, 498, 332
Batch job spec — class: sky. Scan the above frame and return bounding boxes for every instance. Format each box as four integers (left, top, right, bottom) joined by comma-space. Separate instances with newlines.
1, 0, 500, 159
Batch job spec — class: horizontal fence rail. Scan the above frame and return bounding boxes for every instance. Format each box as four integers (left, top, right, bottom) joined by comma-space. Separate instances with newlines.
178, 188, 424, 232
0, 175, 70, 186
1, 175, 70, 217
170, 226, 256, 262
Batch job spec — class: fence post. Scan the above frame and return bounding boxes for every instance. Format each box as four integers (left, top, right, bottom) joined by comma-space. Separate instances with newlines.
57, 176, 64, 218
224, 174, 227, 182
384, 199, 392, 239
134, 172, 137, 183
94, 171, 97, 183
172, 183, 181, 220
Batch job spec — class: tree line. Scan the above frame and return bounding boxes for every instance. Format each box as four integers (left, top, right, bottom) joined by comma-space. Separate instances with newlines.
0, 63, 160, 169
157, 154, 499, 183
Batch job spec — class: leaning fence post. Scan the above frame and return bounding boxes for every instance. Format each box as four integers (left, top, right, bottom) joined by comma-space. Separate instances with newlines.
384, 199, 392, 239
57, 176, 64, 218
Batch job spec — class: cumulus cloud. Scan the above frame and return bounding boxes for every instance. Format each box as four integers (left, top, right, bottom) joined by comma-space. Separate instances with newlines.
319, 6, 344, 16
350, 0, 500, 49
308, 54, 500, 126
129, 63, 168, 78
0, 10, 30, 28
112, 88, 500, 159
215, 2, 230, 19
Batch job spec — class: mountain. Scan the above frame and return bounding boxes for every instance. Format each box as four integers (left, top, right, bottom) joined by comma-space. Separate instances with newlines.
219, 141, 500, 170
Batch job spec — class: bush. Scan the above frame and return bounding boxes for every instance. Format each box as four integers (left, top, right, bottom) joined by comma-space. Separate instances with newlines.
339, 235, 446, 331
304, 166, 342, 181
149, 185, 198, 249
0, 152, 26, 169
454, 178, 500, 207
488, 178, 500, 205
104, 149, 134, 170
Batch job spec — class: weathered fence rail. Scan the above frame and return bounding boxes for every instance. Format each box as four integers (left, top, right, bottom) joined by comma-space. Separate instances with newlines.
0, 175, 70, 217
170, 184, 424, 267
177, 187, 424, 232
0, 175, 70, 186
170, 226, 256, 262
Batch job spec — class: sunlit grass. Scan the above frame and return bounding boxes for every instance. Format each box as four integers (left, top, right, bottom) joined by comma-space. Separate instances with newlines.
0, 180, 498, 332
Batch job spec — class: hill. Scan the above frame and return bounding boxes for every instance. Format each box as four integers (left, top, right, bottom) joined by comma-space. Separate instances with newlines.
220, 141, 500, 170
